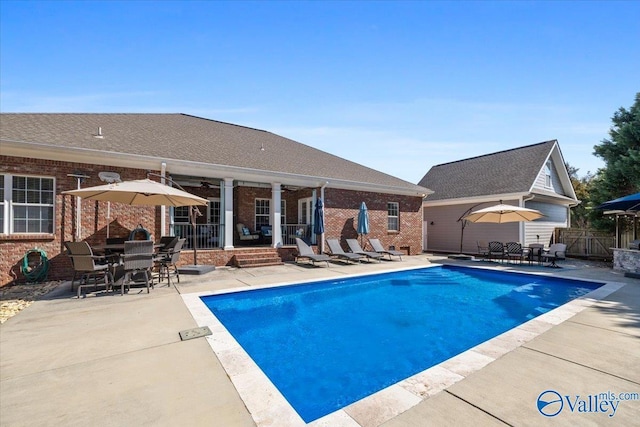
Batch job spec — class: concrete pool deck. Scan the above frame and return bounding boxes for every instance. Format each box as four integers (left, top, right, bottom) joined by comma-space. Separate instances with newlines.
1, 255, 639, 426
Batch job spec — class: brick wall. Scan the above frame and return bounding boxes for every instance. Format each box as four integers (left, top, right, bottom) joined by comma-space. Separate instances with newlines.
323, 188, 423, 255
0, 156, 159, 286
1, 156, 424, 286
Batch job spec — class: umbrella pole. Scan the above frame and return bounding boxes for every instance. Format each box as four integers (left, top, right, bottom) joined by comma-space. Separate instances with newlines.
191, 208, 198, 265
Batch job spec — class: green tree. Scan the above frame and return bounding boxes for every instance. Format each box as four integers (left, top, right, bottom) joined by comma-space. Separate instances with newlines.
589, 93, 640, 230
567, 163, 593, 228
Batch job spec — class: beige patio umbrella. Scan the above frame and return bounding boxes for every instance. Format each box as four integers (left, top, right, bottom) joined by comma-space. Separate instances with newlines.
63, 179, 207, 265
62, 179, 207, 207
463, 203, 543, 223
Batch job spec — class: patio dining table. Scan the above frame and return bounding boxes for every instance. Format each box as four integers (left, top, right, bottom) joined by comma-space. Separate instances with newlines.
91, 243, 163, 254
90, 242, 163, 285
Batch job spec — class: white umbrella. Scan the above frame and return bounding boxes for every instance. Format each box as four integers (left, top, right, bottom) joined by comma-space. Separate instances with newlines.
463, 203, 543, 223
62, 179, 207, 207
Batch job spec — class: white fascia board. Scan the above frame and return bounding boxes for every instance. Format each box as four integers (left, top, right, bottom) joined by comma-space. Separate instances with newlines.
527, 141, 577, 201
1, 139, 428, 197
422, 193, 527, 207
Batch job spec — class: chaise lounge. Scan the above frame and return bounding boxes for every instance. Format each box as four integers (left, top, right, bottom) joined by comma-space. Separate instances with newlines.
346, 239, 382, 262
295, 238, 331, 267
368, 238, 403, 261
326, 238, 364, 264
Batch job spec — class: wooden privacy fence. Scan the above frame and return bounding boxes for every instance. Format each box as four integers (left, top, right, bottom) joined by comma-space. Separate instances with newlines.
556, 229, 615, 260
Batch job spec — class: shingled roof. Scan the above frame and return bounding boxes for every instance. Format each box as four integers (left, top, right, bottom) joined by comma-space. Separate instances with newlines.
418, 140, 560, 201
0, 113, 429, 195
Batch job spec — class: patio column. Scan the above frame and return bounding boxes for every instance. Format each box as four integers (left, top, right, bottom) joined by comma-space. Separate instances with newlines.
160, 162, 167, 236
223, 178, 234, 250
271, 183, 282, 247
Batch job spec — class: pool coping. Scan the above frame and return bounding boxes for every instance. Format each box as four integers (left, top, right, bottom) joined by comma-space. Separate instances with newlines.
181, 263, 626, 427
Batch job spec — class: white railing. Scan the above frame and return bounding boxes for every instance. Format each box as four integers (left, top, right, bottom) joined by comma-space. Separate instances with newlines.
172, 223, 312, 248
281, 224, 311, 246
173, 223, 222, 249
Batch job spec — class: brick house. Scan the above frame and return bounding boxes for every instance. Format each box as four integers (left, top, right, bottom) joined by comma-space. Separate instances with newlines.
0, 113, 431, 286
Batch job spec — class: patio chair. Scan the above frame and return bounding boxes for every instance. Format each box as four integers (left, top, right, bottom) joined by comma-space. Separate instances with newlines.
541, 243, 567, 268
156, 236, 179, 254
154, 238, 185, 286
64, 241, 114, 298
346, 239, 382, 262
119, 240, 155, 295
326, 238, 364, 264
476, 240, 489, 260
236, 223, 259, 243
368, 238, 403, 261
504, 242, 524, 264
260, 225, 273, 244
104, 237, 127, 262
295, 238, 331, 267
488, 241, 505, 263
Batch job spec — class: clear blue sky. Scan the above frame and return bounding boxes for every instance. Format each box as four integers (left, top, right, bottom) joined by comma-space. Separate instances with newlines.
1, 1, 638, 183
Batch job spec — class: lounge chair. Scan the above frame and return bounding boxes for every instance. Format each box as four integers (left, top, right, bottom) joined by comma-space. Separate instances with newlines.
326, 238, 364, 264
295, 238, 331, 267
368, 238, 403, 261
346, 239, 382, 262
541, 243, 566, 268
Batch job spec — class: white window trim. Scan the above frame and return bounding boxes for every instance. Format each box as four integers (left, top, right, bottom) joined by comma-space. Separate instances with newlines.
255, 198, 286, 227
1, 173, 56, 235
207, 197, 221, 225
255, 198, 270, 228
173, 206, 191, 223
545, 161, 552, 188
387, 201, 399, 232
298, 197, 313, 225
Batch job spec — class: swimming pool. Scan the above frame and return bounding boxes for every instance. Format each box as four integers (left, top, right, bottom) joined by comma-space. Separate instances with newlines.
200, 265, 603, 423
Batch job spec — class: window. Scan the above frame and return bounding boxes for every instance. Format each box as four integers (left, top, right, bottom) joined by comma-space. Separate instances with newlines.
173, 206, 190, 223
1, 174, 55, 234
545, 161, 552, 188
255, 198, 286, 228
298, 197, 313, 224
207, 198, 220, 224
255, 198, 270, 228
387, 202, 399, 231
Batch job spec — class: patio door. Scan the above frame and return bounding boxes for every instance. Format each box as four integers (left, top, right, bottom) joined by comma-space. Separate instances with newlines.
207, 198, 221, 248
298, 197, 313, 225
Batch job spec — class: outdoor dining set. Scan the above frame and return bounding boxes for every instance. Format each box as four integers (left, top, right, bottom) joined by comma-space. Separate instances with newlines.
64, 236, 186, 298
476, 241, 567, 267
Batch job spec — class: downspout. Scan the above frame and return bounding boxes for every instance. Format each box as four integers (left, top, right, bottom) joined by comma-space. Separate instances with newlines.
320, 181, 328, 254
522, 195, 535, 245
160, 162, 167, 238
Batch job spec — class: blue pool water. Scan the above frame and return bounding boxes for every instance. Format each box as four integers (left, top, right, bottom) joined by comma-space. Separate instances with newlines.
201, 265, 602, 422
